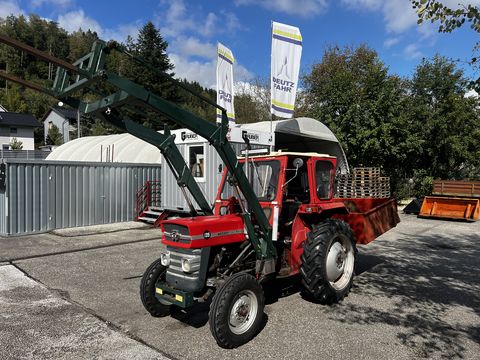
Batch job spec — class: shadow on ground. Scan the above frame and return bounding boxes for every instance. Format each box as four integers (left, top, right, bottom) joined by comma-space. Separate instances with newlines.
330, 231, 480, 359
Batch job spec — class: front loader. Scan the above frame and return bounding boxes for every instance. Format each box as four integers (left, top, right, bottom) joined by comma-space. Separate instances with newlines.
0, 35, 400, 348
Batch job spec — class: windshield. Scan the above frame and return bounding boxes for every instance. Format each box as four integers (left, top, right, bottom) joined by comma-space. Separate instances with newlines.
221, 160, 280, 202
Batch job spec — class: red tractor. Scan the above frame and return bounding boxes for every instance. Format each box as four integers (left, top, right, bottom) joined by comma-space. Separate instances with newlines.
140, 151, 399, 348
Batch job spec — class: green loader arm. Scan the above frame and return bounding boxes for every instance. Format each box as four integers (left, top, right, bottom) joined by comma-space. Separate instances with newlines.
0, 35, 277, 269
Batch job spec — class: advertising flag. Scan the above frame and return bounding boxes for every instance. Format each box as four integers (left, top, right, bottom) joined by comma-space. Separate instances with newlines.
216, 43, 235, 124
271, 21, 302, 118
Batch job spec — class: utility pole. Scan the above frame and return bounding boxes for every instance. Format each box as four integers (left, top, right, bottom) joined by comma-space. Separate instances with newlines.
77, 108, 81, 138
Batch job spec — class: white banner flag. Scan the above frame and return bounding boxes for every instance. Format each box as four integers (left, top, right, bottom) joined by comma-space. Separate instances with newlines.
216, 43, 235, 124
271, 21, 302, 118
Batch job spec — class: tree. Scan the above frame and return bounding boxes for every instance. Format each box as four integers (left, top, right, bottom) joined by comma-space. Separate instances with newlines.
412, 1, 480, 34
302, 45, 410, 176
408, 55, 480, 180
9, 137, 23, 150
411, 1, 480, 87
123, 22, 179, 129
178, 79, 216, 122
235, 78, 271, 124
46, 124, 63, 145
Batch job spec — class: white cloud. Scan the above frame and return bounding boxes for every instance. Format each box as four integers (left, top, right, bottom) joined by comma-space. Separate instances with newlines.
158, 0, 195, 38
31, 0, 72, 8
465, 89, 478, 98
384, 37, 400, 48
342, 0, 480, 34
201, 12, 217, 37
170, 53, 216, 88
103, 23, 140, 43
403, 43, 422, 60
57, 9, 139, 42
171, 36, 216, 59
158, 0, 241, 38
0, 0, 23, 18
57, 10, 102, 34
234, 63, 255, 83
235, 0, 328, 17
341, 0, 417, 33
171, 53, 254, 89
224, 11, 242, 32
156, 0, 254, 87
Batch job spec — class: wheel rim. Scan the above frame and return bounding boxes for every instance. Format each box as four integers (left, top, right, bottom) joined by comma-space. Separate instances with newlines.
325, 235, 354, 291
228, 290, 258, 335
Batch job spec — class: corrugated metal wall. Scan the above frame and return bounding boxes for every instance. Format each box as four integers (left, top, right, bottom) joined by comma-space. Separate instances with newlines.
0, 160, 161, 235
162, 142, 263, 210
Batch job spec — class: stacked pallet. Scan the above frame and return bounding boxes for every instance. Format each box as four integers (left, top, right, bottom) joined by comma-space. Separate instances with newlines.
336, 167, 390, 198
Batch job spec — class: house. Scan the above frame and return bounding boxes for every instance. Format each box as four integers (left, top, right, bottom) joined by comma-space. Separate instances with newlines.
0, 112, 42, 150
42, 107, 78, 144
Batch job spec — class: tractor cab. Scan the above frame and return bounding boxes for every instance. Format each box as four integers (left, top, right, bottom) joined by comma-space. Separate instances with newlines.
214, 152, 339, 243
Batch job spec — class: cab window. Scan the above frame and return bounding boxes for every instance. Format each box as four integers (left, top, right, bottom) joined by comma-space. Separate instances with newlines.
315, 161, 333, 199
221, 160, 280, 202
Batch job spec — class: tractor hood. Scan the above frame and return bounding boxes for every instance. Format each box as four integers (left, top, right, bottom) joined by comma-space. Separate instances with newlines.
160, 214, 246, 248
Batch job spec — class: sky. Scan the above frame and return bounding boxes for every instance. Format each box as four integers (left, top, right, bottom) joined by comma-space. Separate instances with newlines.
1, 0, 479, 88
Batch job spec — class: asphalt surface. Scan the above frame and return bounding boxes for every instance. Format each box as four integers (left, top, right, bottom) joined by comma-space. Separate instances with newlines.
1, 215, 479, 359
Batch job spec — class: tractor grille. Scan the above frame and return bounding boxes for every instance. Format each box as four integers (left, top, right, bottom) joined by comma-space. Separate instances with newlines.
168, 247, 202, 274
165, 246, 207, 292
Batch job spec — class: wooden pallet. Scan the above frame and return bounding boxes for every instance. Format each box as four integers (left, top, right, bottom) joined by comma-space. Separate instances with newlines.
336, 167, 390, 198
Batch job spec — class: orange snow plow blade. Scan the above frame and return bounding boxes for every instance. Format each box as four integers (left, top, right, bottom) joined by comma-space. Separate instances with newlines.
419, 196, 480, 222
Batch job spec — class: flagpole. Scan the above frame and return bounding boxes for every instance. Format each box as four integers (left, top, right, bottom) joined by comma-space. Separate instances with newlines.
270, 20, 274, 153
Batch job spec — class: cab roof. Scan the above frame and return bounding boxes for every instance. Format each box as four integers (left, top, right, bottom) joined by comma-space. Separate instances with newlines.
238, 151, 336, 160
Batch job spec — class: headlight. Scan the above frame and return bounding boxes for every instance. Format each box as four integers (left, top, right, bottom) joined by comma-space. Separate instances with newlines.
160, 251, 170, 266
181, 258, 192, 273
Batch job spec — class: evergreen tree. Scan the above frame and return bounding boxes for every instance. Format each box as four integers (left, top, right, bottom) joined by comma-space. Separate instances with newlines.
122, 22, 180, 129
46, 124, 63, 145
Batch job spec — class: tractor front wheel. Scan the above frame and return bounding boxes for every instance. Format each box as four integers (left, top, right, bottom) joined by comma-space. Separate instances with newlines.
209, 273, 265, 348
300, 219, 356, 304
140, 258, 172, 317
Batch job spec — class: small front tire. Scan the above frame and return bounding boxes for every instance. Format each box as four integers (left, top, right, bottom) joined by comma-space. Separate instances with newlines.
209, 273, 265, 348
140, 258, 171, 317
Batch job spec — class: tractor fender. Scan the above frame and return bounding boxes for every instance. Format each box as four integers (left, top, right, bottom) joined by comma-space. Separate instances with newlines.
290, 202, 349, 274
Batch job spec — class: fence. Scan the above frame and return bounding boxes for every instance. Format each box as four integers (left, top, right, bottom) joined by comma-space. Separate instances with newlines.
0, 159, 161, 235
0, 149, 50, 160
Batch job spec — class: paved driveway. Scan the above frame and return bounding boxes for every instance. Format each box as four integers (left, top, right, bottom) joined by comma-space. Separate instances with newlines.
1, 214, 479, 359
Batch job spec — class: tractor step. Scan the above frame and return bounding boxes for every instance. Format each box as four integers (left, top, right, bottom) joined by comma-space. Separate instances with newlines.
143, 210, 163, 216
137, 216, 156, 223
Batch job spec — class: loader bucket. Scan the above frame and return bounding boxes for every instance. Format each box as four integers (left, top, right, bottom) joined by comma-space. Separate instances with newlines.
333, 198, 400, 245
419, 196, 480, 222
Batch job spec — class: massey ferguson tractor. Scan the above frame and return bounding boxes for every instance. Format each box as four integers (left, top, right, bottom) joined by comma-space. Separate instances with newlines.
0, 34, 400, 349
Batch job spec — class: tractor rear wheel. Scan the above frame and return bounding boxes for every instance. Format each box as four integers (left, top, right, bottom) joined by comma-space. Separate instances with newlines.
140, 258, 171, 317
300, 219, 356, 304
209, 273, 265, 348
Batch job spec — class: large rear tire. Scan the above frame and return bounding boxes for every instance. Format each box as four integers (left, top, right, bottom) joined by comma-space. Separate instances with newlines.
300, 219, 356, 304
140, 258, 171, 317
209, 273, 265, 348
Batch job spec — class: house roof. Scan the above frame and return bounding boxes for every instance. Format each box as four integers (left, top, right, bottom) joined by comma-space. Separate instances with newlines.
0, 112, 41, 127
41, 107, 78, 122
